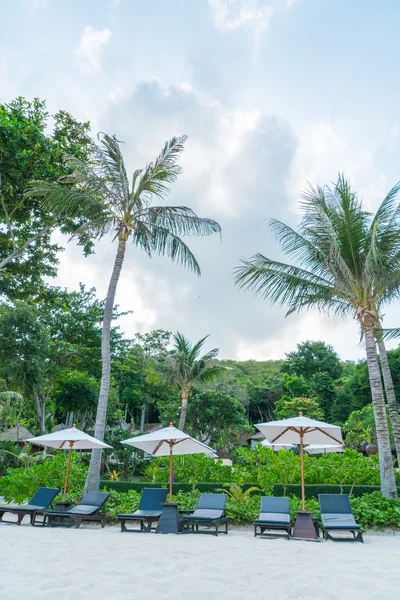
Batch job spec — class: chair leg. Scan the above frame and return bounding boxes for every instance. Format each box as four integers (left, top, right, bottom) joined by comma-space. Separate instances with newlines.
17, 512, 28, 526
74, 517, 82, 529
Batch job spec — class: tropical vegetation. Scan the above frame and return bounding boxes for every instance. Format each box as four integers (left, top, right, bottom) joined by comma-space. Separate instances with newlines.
235, 175, 400, 498
3, 97, 400, 525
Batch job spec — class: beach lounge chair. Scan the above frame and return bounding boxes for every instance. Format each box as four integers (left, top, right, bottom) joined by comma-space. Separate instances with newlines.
181, 493, 228, 536
253, 497, 291, 538
319, 494, 363, 542
0, 487, 59, 526
117, 488, 168, 532
38, 491, 110, 528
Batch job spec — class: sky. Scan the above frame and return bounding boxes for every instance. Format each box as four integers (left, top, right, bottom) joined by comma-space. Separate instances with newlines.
2, 0, 400, 362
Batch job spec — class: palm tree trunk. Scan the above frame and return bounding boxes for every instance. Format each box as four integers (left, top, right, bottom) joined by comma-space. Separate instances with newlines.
178, 386, 189, 431
84, 238, 126, 493
377, 337, 400, 462
364, 327, 397, 498
140, 401, 146, 432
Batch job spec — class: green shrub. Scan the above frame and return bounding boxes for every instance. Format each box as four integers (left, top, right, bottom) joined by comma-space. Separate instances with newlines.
351, 492, 400, 529
0, 441, 21, 475
144, 454, 233, 485
0, 452, 87, 503
273, 484, 384, 498
104, 490, 142, 519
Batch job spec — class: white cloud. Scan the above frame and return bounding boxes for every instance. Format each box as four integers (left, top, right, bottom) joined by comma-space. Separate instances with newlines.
208, 0, 295, 48
75, 26, 112, 74
208, 0, 274, 44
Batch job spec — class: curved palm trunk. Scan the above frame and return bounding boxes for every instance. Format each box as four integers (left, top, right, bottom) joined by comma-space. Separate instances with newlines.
364, 327, 397, 498
178, 386, 189, 431
84, 238, 126, 493
377, 336, 400, 462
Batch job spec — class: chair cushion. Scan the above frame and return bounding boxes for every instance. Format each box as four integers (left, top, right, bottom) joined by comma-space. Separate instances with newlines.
182, 509, 224, 521
68, 505, 98, 515
117, 510, 162, 519
0, 504, 45, 511
321, 513, 360, 529
255, 512, 291, 525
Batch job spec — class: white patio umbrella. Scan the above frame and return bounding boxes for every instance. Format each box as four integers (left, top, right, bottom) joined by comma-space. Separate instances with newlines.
27, 425, 112, 500
122, 423, 215, 501
305, 444, 345, 455
261, 440, 295, 451
256, 412, 343, 511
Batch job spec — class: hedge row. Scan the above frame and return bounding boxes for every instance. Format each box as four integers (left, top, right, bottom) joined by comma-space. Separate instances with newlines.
101, 480, 385, 498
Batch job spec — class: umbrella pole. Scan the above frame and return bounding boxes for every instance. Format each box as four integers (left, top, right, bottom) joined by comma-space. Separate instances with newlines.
300, 431, 305, 510
63, 443, 73, 501
169, 442, 173, 502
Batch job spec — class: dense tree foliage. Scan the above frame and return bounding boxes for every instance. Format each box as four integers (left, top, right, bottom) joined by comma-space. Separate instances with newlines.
0, 97, 92, 297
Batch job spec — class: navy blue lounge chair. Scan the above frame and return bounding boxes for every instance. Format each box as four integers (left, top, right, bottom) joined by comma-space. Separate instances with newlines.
181, 493, 228, 536
319, 494, 363, 542
117, 488, 168, 532
0, 487, 59, 526
38, 491, 110, 528
253, 497, 291, 538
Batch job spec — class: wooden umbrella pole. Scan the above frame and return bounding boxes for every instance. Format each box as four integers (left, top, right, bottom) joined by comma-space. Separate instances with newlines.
169, 442, 173, 502
63, 442, 73, 501
300, 431, 305, 510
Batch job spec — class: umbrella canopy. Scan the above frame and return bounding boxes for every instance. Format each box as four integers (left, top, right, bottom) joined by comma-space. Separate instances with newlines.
256, 412, 343, 510
261, 440, 295, 451
27, 425, 111, 499
122, 423, 215, 500
256, 415, 343, 446
27, 427, 112, 450
305, 444, 345, 455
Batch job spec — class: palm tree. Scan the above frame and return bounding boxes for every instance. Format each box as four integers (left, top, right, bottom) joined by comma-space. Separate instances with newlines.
162, 332, 227, 430
235, 175, 400, 498
26, 134, 221, 491
375, 328, 400, 462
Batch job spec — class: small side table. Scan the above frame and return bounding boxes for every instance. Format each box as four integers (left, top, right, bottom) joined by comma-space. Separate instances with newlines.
48, 501, 75, 527
155, 503, 181, 534
292, 510, 320, 541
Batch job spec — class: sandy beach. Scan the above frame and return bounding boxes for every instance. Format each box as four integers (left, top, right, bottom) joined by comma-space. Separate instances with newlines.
1, 522, 400, 600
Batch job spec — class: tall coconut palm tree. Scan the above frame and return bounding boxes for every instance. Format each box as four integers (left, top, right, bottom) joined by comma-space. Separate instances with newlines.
26, 134, 221, 491
235, 175, 400, 498
162, 332, 227, 430
375, 328, 400, 462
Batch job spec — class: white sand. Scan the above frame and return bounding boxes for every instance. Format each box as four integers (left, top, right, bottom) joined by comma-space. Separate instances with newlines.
1, 522, 400, 600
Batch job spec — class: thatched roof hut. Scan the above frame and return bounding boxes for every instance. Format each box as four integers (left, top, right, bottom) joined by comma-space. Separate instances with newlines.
0, 425, 34, 443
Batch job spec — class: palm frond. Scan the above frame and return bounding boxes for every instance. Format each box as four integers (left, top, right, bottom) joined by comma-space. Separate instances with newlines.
25, 181, 105, 221
96, 133, 130, 206
133, 223, 201, 275
374, 328, 400, 343
188, 335, 210, 363
134, 136, 187, 204
269, 219, 327, 276
141, 206, 221, 238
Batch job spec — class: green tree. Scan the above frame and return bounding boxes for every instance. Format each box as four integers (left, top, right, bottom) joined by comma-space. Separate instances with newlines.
0, 301, 50, 433
274, 396, 324, 420
161, 332, 227, 430
0, 97, 91, 297
343, 405, 376, 449
51, 370, 99, 428
186, 389, 251, 447
27, 134, 221, 492
309, 372, 337, 421
235, 175, 400, 497
283, 340, 342, 380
